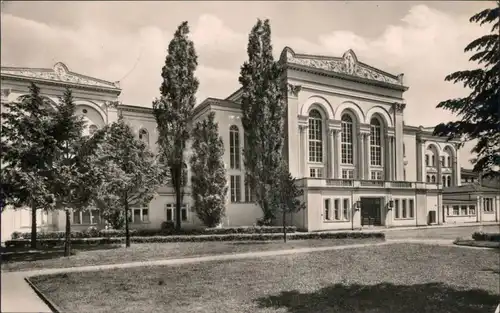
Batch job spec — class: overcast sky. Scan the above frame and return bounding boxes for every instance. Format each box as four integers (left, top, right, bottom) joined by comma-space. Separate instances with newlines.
1, 1, 493, 168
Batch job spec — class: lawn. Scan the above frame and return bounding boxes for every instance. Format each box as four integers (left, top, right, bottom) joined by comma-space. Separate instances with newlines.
2, 238, 382, 272
30, 243, 500, 313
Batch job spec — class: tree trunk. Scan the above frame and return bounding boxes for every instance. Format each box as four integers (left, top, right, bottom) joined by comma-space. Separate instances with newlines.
64, 209, 71, 257
124, 202, 131, 248
30, 205, 37, 249
175, 167, 182, 231
283, 210, 287, 243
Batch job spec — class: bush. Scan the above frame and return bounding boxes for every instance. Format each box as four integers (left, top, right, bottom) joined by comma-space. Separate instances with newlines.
4, 231, 385, 248
472, 231, 500, 242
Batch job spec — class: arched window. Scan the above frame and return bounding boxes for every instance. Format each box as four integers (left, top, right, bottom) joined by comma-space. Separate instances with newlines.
431, 175, 436, 183
369, 118, 382, 166
138, 128, 149, 146
341, 114, 354, 164
426, 175, 430, 183
88, 124, 98, 136
447, 175, 452, 187
229, 125, 240, 169
447, 156, 451, 167
442, 175, 446, 186
308, 109, 323, 163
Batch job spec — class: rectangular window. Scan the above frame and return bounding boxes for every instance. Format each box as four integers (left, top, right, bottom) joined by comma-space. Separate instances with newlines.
343, 199, 349, 221
324, 199, 330, 220
469, 205, 476, 215
341, 121, 353, 164
229, 127, 240, 169
431, 155, 435, 167
452, 205, 459, 215
230, 175, 241, 202
402, 199, 407, 218
73, 211, 81, 224
446, 206, 450, 216
334, 199, 340, 220
394, 199, 400, 219
370, 171, 383, 181
244, 180, 254, 203
440, 156, 445, 167
342, 169, 354, 179
409, 199, 414, 218
132, 208, 149, 223
425, 155, 429, 166
460, 205, 468, 216
308, 118, 323, 163
309, 168, 323, 178
484, 198, 494, 212
165, 204, 188, 222
73, 209, 100, 225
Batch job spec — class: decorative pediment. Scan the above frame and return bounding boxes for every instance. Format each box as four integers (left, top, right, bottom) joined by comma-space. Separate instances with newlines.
1, 62, 121, 91
282, 47, 404, 86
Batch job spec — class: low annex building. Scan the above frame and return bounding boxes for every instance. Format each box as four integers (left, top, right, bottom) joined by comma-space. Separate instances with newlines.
1, 47, 499, 241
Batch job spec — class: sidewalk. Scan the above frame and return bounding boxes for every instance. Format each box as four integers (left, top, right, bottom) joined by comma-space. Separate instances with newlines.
0, 237, 475, 313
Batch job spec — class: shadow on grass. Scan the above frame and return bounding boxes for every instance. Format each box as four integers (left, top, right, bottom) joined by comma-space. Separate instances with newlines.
1, 244, 121, 263
481, 268, 500, 275
230, 241, 274, 246
255, 282, 499, 313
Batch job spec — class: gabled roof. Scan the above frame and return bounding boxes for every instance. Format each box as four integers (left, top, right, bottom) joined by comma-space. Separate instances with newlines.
281, 47, 407, 90
444, 182, 500, 194
1, 62, 121, 94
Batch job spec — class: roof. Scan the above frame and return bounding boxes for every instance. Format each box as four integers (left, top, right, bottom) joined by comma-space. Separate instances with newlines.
1, 62, 121, 94
443, 182, 500, 194
192, 97, 240, 117
281, 47, 407, 91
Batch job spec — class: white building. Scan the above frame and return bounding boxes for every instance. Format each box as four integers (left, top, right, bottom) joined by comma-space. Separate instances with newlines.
1, 47, 499, 241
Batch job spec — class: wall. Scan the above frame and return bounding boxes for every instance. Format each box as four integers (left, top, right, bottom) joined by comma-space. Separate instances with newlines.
403, 132, 417, 182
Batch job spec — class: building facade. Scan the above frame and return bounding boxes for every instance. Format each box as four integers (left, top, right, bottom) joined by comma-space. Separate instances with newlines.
1, 47, 498, 241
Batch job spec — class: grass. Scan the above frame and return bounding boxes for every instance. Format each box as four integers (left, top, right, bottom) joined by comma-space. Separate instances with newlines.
30, 243, 500, 313
1, 238, 382, 272
454, 239, 500, 249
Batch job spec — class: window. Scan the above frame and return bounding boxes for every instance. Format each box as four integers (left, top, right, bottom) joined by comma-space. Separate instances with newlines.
460, 205, 468, 216
342, 169, 354, 179
431, 175, 436, 183
440, 156, 445, 167
343, 199, 349, 221
244, 180, 254, 203
402, 199, 407, 218
425, 155, 429, 166
484, 198, 494, 212
230, 175, 241, 202
371, 171, 383, 181
403, 143, 406, 157
132, 208, 149, 223
308, 110, 323, 163
88, 124, 98, 136
165, 204, 188, 222
369, 118, 382, 166
324, 199, 330, 220
447, 156, 451, 167
334, 199, 340, 220
446, 205, 450, 216
431, 155, 435, 167
309, 168, 323, 178
138, 128, 149, 146
229, 125, 240, 169
394, 199, 400, 219
447, 176, 452, 187
426, 175, 430, 183
452, 206, 459, 215
341, 114, 354, 164
73, 209, 100, 225
469, 205, 476, 215
442, 176, 446, 186
409, 199, 414, 218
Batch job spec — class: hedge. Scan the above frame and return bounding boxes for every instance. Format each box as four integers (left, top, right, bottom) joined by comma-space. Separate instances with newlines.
10, 226, 298, 240
5, 231, 385, 248
472, 232, 500, 242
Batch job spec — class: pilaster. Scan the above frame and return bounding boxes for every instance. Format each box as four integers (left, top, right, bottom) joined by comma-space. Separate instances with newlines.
392, 102, 406, 181
335, 130, 341, 178
298, 123, 308, 178
287, 83, 302, 178
364, 132, 370, 179
416, 136, 426, 182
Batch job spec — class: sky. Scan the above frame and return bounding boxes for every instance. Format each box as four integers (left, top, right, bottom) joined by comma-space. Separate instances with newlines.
1, 1, 494, 168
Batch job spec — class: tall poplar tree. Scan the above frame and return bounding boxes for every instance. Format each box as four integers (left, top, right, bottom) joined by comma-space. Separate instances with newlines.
153, 21, 199, 230
239, 19, 287, 224
433, 3, 499, 178
190, 112, 227, 227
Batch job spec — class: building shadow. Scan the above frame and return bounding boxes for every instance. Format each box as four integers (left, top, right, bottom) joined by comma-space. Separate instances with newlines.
1, 244, 120, 263
255, 282, 499, 313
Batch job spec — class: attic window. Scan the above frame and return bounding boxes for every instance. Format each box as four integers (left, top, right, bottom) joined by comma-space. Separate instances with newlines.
82, 109, 88, 114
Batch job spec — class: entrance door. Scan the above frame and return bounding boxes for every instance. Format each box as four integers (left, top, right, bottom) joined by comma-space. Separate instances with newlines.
361, 198, 382, 226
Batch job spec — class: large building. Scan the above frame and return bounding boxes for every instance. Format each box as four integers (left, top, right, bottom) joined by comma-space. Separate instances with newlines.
1, 47, 499, 241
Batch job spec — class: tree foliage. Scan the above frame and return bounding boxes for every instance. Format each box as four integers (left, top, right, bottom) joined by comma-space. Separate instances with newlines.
239, 19, 287, 224
190, 112, 227, 227
92, 118, 163, 247
153, 21, 199, 230
433, 3, 500, 178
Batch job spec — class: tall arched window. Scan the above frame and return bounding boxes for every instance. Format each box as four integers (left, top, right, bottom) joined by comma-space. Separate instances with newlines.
447, 175, 452, 187
138, 128, 149, 146
229, 125, 240, 169
341, 114, 354, 164
308, 109, 323, 163
369, 118, 382, 166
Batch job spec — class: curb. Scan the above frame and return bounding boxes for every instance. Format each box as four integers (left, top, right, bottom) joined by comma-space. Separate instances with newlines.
24, 276, 63, 313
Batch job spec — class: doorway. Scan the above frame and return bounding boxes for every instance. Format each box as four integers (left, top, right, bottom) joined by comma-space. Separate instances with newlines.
361, 197, 383, 226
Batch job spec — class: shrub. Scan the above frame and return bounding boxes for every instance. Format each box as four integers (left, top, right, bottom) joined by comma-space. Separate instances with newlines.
472, 231, 500, 242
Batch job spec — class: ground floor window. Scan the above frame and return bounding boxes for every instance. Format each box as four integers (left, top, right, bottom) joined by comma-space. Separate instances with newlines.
393, 198, 414, 219
230, 175, 242, 202
73, 209, 100, 225
244, 179, 255, 203
131, 208, 149, 223
324, 199, 331, 220
444, 204, 475, 216
323, 198, 350, 221
452, 206, 459, 215
165, 204, 188, 222
483, 198, 494, 212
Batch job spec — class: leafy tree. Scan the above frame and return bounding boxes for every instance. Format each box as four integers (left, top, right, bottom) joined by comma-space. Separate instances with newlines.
433, 3, 500, 179
153, 21, 199, 230
93, 117, 163, 247
47, 89, 106, 256
1, 82, 57, 248
190, 112, 227, 227
272, 162, 306, 243
239, 19, 287, 225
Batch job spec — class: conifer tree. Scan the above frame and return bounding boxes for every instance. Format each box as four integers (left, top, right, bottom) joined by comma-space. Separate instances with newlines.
153, 21, 199, 230
239, 19, 287, 224
433, 3, 500, 178
190, 112, 227, 227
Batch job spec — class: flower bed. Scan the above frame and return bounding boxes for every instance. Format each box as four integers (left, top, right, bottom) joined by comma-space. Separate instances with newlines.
471, 231, 500, 242
10, 226, 299, 240
5, 231, 385, 248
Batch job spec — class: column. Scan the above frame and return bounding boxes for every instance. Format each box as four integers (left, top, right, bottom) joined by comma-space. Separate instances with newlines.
357, 131, 364, 179
477, 196, 482, 223
385, 135, 391, 181
329, 130, 335, 178
364, 133, 370, 179
299, 126, 307, 178
388, 136, 394, 181
335, 130, 341, 178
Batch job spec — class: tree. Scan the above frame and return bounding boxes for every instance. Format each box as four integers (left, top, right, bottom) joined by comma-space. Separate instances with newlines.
153, 21, 199, 230
433, 3, 500, 179
93, 117, 163, 247
190, 112, 227, 227
1, 82, 58, 248
272, 162, 306, 243
239, 19, 287, 225
47, 88, 106, 256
